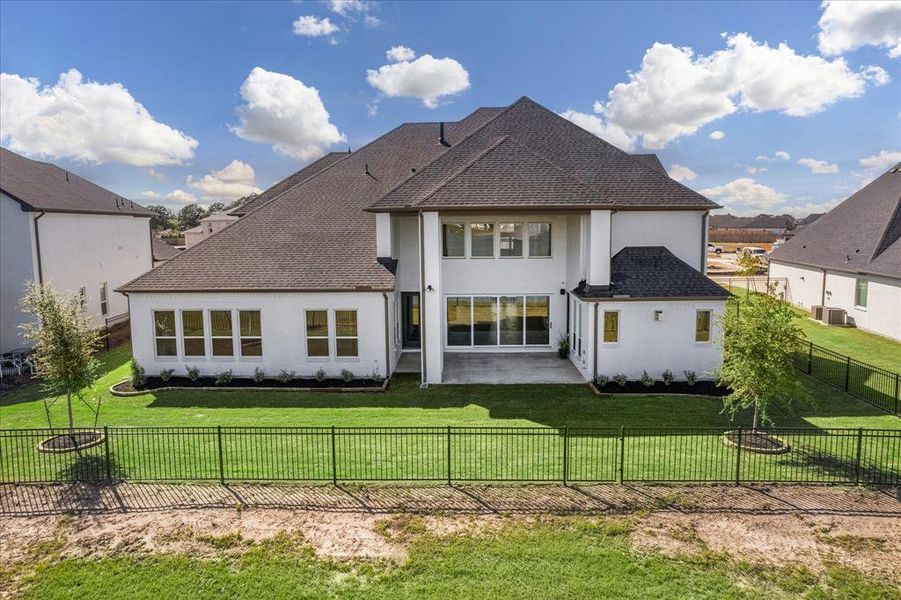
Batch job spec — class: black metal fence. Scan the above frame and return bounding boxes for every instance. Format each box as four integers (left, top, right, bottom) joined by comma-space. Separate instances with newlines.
793, 341, 900, 415
101, 313, 130, 351
2, 426, 898, 486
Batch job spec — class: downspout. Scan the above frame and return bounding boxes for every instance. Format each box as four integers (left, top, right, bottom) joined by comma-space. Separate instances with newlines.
382, 292, 391, 379
820, 268, 827, 307
418, 211, 427, 387
701, 211, 709, 274
592, 303, 599, 382
33, 211, 45, 284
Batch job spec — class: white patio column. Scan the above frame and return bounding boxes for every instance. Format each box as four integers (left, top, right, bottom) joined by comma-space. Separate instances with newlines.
420, 211, 443, 385
589, 209, 611, 286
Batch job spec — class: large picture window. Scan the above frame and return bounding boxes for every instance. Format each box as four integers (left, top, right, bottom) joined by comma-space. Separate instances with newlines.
470, 223, 495, 257
154, 310, 177, 357
335, 310, 358, 357
181, 310, 205, 357
528, 223, 551, 257
239, 310, 263, 357
499, 223, 523, 257
305, 310, 329, 357
442, 223, 465, 257
448, 295, 550, 347
210, 310, 234, 356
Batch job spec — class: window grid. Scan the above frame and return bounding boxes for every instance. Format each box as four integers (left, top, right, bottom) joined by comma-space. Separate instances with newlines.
239, 310, 263, 357
305, 310, 329, 358
335, 310, 359, 357
181, 310, 206, 357
153, 310, 177, 357
210, 310, 235, 357
444, 220, 553, 259
446, 295, 550, 348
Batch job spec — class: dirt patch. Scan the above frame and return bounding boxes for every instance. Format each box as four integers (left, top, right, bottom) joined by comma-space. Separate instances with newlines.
630, 512, 901, 583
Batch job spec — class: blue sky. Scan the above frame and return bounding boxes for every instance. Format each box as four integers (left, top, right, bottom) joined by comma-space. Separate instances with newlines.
1, 0, 899, 216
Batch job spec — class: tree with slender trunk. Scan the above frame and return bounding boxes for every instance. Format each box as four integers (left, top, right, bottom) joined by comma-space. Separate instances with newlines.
718, 284, 808, 429
19, 282, 101, 432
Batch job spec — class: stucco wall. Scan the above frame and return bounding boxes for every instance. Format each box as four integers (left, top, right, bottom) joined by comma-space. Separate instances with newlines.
128, 291, 391, 379
38, 212, 152, 327
611, 210, 705, 270
0, 194, 36, 353
770, 260, 901, 341
594, 300, 726, 380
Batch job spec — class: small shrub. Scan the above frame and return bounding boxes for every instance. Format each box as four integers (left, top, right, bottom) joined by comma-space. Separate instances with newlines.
370, 368, 381, 382
683, 370, 697, 386
640, 370, 654, 388
594, 374, 609, 387
662, 369, 674, 386
315, 368, 326, 382
131, 360, 146, 388
214, 370, 233, 385
185, 366, 200, 382
252, 367, 266, 383
613, 373, 628, 387
340, 369, 354, 383
276, 369, 295, 384
159, 368, 174, 383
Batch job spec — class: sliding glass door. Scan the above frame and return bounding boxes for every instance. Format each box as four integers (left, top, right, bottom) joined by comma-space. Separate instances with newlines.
446, 295, 550, 347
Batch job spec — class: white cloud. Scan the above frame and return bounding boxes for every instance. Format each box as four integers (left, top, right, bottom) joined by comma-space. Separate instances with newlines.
165, 189, 197, 203
231, 67, 345, 161
668, 164, 697, 182
386, 45, 416, 62
364, 15, 380, 27
757, 150, 791, 162
782, 199, 842, 217
817, 0, 901, 58
292, 15, 340, 37
745, 166, 767, 175
775, 150, 791, 161
366, 49, 470, 108
0, 69, 197, 166
140, 191, 161, 199
187, 160, 263, 201
798, 157, 839, 174
148, 168, 165, 181
327, 0, 373, 17
700, 177, 786, 212
859, 149, 901, 172
708, 130, 725, 140
588, 33, 888, 149
558, 110, 635, 152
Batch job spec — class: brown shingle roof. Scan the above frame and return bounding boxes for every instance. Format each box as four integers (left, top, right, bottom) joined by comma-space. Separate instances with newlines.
769, 164, 901, 279
151, 236, 181, 261
0, 147, 152, 217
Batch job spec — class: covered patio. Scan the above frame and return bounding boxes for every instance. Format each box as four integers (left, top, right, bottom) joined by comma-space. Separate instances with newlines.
393, 352, 585, 384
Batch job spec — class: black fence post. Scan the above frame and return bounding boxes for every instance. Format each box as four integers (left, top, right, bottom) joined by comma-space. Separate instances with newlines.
331, 426, 337, 485
446, 425, 452, 485
618, 426, 625, 484
894, 374, 900, 415
217, 425, 225, 484
562, 426, 569, 486
844, 356, 851, 392
734, 427, 742, 485
854, 428, 863, 485
103, 425, 112, 483
807, 342, 813, 374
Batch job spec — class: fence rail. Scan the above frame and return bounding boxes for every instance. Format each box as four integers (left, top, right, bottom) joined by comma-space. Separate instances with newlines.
793, 341, 900, 415
2, 426, 897, 486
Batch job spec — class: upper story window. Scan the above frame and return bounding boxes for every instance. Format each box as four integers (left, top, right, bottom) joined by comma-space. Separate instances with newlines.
99, 282, 108, 316
239, 310, 263, 357
210, 310, 234, 356
470, 223, 495, 257
154, 310, 177, 357
499, 223, 523, 257
528, 223, 551, 257
182, 310, 206, 357
855, 279, 868, 308
442, 223, 465, 257
695, 310, 711, 342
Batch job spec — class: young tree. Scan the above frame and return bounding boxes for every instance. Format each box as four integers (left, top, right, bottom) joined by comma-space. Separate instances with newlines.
19, 282, 101, 431
203, 202, 226, 216
736, 252, 762, 277
718, 284, 808, 428
146, 205, 175, 231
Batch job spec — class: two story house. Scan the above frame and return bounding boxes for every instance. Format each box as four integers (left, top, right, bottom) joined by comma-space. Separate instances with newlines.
119, 97, 729, 385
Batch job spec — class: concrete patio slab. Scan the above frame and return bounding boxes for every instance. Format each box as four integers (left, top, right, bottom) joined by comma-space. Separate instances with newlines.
442, 352, 584, 384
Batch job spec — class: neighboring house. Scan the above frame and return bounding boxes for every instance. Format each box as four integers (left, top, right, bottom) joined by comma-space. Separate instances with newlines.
769, 164, 901, 341
709, 213, 799, 243
183, 211, 238, 248
0, 148, 154, 353
119, 97, 729, 384
151, 236, 181, 267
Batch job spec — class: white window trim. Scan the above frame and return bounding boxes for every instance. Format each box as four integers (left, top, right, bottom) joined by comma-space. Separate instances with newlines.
99, 282, 109, 316
153, 309, 179, 360
441, 222, 467, 259
334, 308, 360, 360
180, 309, 207, 360
527, 222, 553, 258
238, 309, 264, 360
304, 308, 331, 361
209, 308, 236, 359
440, 220, 554, 260
854, 279, 868, 311
498, 222, 524, 259
444, 294, 552, 348
469, 223, 496, 259
602, 310, 620, 345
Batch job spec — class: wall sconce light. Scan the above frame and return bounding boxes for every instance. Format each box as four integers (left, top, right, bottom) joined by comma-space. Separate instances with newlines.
654, 310, 663, 321
426, 284, 434, 292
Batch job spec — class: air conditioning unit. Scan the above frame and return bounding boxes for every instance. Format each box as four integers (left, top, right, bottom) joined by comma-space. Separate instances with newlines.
825, 307, 846, 326
810, 305, 824, 321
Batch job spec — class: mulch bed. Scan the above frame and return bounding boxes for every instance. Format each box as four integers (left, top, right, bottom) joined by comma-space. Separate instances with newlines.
722, 429, 791, 454
592, 380, 730, 396
37, 431, 106, 453
116, 376, 386, 393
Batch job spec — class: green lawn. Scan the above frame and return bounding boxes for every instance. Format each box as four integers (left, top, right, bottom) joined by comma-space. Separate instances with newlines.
10, 520, 898, 600
727, 287, 901, 373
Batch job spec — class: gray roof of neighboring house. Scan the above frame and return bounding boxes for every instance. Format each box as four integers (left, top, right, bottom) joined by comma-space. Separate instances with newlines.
573, 247, 731, 300
228, 152, 349, 217
769, 164, 901, 280
797, 213, 823, 226
151, 236, 181, 261
0, 147, 152, 217
119, 97, 717, 294
709, 213, 797, 229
